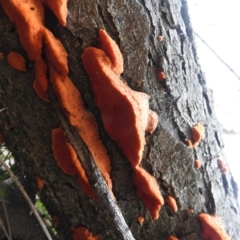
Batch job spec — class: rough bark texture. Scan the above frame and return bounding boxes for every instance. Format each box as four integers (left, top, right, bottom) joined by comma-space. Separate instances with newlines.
0, 0, 240, 240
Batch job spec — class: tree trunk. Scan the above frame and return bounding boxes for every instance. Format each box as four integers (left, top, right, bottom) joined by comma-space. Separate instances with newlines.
0, 0, 239, 239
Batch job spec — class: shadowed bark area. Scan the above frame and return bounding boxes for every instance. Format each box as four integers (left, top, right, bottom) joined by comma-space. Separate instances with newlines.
0, 0, 239, 239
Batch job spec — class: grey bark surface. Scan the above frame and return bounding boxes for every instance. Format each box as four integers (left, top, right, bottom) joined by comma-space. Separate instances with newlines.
0, 0, 240, 239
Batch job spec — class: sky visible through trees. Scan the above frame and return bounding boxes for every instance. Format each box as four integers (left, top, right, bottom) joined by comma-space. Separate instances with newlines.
187, 0, 240, 203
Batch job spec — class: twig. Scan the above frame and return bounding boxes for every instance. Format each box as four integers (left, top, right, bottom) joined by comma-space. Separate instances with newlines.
2, 200, 12, 240
0, 217, 11, 240
0, 157, 53, 240
0, 108, 6, 113
49, 90, 135, 240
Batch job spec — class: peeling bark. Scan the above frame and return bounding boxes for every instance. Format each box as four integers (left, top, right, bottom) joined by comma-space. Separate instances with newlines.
0, 0, 239, 240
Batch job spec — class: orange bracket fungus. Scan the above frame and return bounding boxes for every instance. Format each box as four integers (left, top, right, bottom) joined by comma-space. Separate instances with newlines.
0, 52, 4, 60
0, 0, 69, 102
51, 128, 96, 199
82, 29, 163, 219
71, 226, 100, 240
42, 0, 68, 27
217, 159, 227, 174
198, 213, 230, 240
7, 51, 27, 72
165, 196, 178, 212
191, 123, 205, 147
2, 0, 113, 195
194, 159, 202, 169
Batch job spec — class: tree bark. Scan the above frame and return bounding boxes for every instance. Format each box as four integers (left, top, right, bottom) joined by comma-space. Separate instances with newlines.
0, 0, 240, 239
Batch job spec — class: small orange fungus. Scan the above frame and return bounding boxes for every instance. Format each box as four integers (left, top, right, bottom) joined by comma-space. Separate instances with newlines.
157, 36, 163, 42
187, 209, 194, 214
36, 176, 44, 190
137, 215, 145, 225
191, 123, 204, 147
146, 110, 158, 134
165, 196, 178, 212
217, 159, 227, 174
167, 235, 179, 240
7, 51, 27, 72
194, 159, 201, 169
0, 52, 4, 60
157, 71, 166, 81
198, 213, 230, 240
71, 226, 100, 240
183, 139, 193, 148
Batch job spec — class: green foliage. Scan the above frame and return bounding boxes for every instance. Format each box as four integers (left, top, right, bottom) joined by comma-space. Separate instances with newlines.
36, 199, 58, 236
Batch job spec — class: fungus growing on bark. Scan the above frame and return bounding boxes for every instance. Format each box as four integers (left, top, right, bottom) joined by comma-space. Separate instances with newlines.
51, 74, 113, 194
183, 139, 193, 148
0, 0, 69, 101
167, 235, 179, 240
36, 176, 44, 190
194, 159, 202, 169
191, 123, 205, 147
81, 29, 163, 219
71, 226, 100, 240
81, 29, 158, 168
157, 71, 166, 81
134, 166, 164, 219
198, 213, 230, 240
1, 1, 113, 196
157, 36, 163, 42
165, 196, 178, 212
136, 215, 145, 225
217, 159, 227, 174
51, 128, 96, 199
0, 52, 3, 60
146, 110, 159, 134
42, 0, 68, 27
187, 209, 194, 214
7, 51, 27, 72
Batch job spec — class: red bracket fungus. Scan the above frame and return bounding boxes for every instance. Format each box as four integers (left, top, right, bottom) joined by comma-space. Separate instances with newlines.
191, 123, 205, 148
7, 51, 27, 72
81, 29, 163, 219
71, 226, 100, 240
165, 196, 178, 212
198, 213, 230, 240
